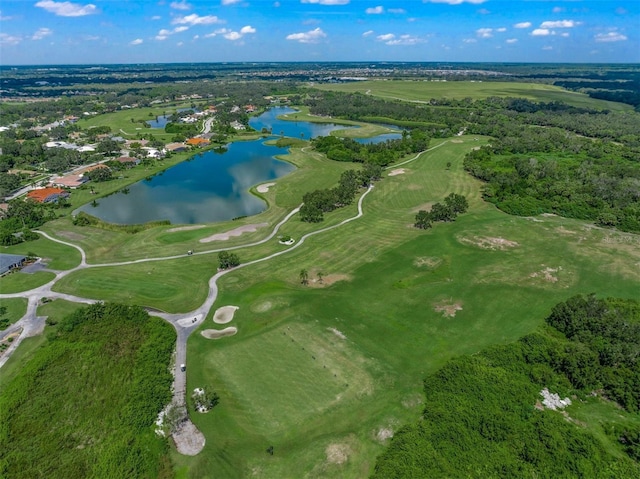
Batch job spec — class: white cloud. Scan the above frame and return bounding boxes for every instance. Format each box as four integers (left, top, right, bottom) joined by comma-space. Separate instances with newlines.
0, 32, 21, 45
514, 22, 531, 29
552, 7, 565, 13
174, 26, 189, 33
376, 33, 395, 41
170, 1, 191, 10
476, 28, 493, 38
362, 30, 374, 37
130, 38, 143, 45
177, 41, 184, 46
560, 32, 569, 37
388, 8, 405, 14
151, 15, 161, 20
32, 27, 53, 40
172, 14, 224, 25
463, 38, 477, 43
204, 28, 229, 38
35, 1, 97, 17
224, 31, 242, 40
222, 0, 243, 4
386, 34, 421, 45
0, 10, 14, 21
286, 27, 326, 43
531, 28, 551, 36
496, 27, 506, 33
301, 0, 350, 5
222, 26, 255, 41
424, 0, 487, 4
595, 31, 627, 43
155, 35, 168, 40
477, 8, 490, 15
540, 20, 579, 28
506, 38, 517, 44
366, 6, 383, 14
240, 25, 256, 34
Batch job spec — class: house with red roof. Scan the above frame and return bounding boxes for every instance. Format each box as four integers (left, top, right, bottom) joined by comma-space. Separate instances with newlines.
27, 187, 70, 203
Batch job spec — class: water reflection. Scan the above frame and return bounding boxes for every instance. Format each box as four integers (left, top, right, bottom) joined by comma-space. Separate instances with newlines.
249, 106, 357, 139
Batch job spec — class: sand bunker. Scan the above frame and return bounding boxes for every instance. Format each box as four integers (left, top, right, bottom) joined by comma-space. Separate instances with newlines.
167, 225, 205, 233
434, 300, 463, 318
199, 223, 267, 243
326, 443, 350, 465
529, 266, 561, 283
213, 305, 239, 324
201, 327, 237, 339
388, 168, 406, 177
459, 235, 519, 250
256, 182, 275, 193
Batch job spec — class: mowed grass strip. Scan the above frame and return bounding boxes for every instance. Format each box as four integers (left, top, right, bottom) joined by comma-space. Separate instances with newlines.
0, 271, 55, 293
314, 80, 632, 111
2, 235, 82, 270
0, 297, 28, 328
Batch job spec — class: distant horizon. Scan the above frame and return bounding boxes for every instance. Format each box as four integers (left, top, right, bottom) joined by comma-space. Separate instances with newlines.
0, 1, 637, 65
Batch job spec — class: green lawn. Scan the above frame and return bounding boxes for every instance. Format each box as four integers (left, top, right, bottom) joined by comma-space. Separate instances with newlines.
2, 235, 81, 270
314, 80, 632, 111
0, 271, 55, 293
0, 297, 28, 329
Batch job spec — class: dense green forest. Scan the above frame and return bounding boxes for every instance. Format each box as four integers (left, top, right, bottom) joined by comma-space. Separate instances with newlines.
0, 303, 176, 479
372, 295, 640, 478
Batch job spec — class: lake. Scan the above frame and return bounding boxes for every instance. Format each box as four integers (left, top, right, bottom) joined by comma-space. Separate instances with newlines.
77, 107, 398, 225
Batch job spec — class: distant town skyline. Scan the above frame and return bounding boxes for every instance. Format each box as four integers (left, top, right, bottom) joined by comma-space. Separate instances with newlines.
1, 0, 638, 65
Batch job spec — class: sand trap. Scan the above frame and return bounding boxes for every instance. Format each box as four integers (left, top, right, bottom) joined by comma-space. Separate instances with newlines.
167, 225, 205, 233
201, 327, 237, 339
199, 223, 268, 243
326, 443, 350, 465
388, 168, 406, 177
434, 300, 463, 317
213, 305, 239, 324
459, 235, 519, 250
257, 182, 275, 193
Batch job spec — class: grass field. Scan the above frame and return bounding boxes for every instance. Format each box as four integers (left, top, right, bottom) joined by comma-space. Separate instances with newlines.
169, 136, 639, 478
0, 297, 28, 328
314, 80, 632, 111
1, 235, 81, 270
5, 107, 639, 477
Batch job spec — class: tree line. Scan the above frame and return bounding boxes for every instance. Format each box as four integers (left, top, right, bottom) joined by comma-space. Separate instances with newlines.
414, 193, 469, 229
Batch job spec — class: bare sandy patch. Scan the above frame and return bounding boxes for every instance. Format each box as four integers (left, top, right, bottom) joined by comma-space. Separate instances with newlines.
257, 182, 275, 193
376, 427, 394, 443
199, 223, 267, 243
201, 327, 237, 339
458, 235, 519, 250
309, 274, 351, 288
414, 256, 442, 268
167, 225, 205, 233
434, 299, 463, 318
213, 305, 239, 324
172, 419, 206, 456
451, 139, 463, 143
388, 168, 406, 177
412, 202, 434, 213
556, 226, 576, 235
529, 266, 561, 283
326, 443, 351, 465
328, 327, 347, 340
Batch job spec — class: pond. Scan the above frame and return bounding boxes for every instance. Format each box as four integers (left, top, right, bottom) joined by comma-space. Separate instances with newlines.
77, 107, 401, 225
75, 141, 294, 225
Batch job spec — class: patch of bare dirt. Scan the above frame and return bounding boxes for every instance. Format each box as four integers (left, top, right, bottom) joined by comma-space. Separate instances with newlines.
328, 327, 347, 340
388, 168, 406, 177
450, 139, 463, 143
376, 428, 394, 442
252, 301, 272, 313
199, 223, 268, 243
555, 226, 576, 235
166, 225, 205, 233
172, 419, 206, 456
434, 299, 463, 318
213, 305, 239, 324
308, 274, 351, 288
412, 202, 434, 213
529, 266, 561, 283
326, 443, 350, 465
414, 256, 442, 268
201, 327, 237, 339
458, 235, 519, 250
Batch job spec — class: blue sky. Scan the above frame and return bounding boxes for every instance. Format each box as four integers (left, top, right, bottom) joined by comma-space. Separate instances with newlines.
1, 0, 638, 65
